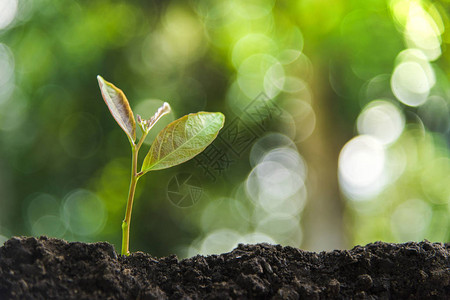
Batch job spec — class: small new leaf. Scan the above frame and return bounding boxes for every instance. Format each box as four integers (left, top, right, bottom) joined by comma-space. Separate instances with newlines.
142, 112, 225, 172
139, 102, 171, 134
146, 102, 171, 132
97, 75, 136, 143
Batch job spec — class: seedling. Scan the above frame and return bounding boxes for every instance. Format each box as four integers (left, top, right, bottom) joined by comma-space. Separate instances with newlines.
97, 76, 224, 255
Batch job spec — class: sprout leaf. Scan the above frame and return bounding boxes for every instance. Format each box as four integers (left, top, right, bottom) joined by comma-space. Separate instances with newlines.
142, 112, 225, 172
97, 75, 136, 143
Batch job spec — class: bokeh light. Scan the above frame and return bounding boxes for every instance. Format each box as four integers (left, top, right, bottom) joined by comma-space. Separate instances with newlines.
403, 1, 443, 61
62, 189, 106, 237
0, 43, 14, 104
0, 88, 27, 132
256, 213, 302, 244
339, 135, 386, 200
232, 34, 277, 69
357, 100, 405, 145
238, 53, 283, 99
0, 0, 18, 30
32, 215, 67, 238
233, 0, 276, 20
246, 160, 303, 210
201, 197, 251, 233
249, 133, 297, 167
199, 229, 241, 255
390, 198, 432, 241
25, 193, 66, 238
391, 60, 434, 107
159, 3, 206, 65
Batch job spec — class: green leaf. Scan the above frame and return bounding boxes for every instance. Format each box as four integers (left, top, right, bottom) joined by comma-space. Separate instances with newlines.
97, 75, 136, 143
142, 112, 225, 172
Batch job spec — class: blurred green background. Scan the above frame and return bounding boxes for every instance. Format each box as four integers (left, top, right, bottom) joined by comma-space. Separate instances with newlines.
0, 0, 448, 257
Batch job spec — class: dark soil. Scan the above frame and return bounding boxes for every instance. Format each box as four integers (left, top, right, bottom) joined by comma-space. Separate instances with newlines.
0, 237, 448, 299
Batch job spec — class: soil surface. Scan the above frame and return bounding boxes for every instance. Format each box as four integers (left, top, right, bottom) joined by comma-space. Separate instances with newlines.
0, 237, 448, 299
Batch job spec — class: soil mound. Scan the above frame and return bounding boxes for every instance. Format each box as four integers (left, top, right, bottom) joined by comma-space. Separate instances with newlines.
0, 236, 448, 299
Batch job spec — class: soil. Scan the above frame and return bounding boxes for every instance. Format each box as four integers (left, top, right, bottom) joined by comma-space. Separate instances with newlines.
0, 237, 448, 299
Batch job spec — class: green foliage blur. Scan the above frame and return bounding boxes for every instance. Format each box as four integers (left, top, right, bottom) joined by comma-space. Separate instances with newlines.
0, 0, 448, 257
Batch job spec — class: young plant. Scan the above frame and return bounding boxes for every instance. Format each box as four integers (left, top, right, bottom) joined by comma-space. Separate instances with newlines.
97, 76, 225, 256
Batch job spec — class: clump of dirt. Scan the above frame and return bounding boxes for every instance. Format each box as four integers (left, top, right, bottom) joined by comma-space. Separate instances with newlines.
0, 236, 448, 299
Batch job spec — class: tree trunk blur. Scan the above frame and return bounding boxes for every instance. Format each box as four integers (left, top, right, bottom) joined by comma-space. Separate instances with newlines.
300, 57, 349, 251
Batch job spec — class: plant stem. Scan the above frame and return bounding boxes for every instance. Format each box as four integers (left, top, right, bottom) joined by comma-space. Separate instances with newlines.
121, 132, 148, 256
